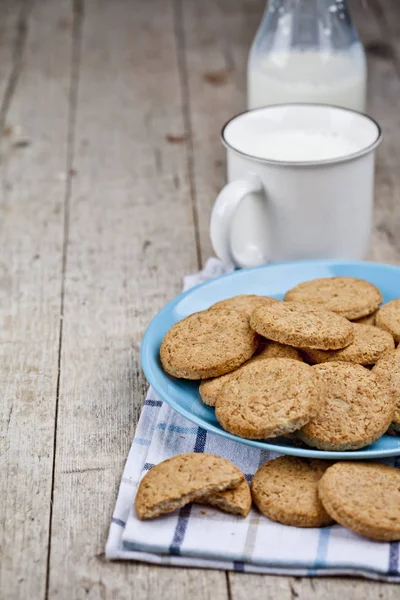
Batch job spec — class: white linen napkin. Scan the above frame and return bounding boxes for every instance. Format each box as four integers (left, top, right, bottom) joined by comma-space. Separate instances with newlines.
106, 258, 400, 582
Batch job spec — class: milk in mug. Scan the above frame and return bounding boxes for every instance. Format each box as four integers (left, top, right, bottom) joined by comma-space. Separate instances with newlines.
242, 129, 360, 163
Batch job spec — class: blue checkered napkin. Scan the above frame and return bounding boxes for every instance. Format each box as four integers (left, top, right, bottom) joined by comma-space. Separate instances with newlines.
105, 259, 400, 581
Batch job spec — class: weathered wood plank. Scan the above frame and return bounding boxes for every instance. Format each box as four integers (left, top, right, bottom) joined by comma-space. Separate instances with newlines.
375, 0, 400, 52
230, 573, 400, 600
47, 0, 227, 598
351, 0, 400, 264
177, 0, 262, 265
0, 0, 72, 598
228, 574, 293, 600
299, 578, 399, 599
0, 0, 28, 126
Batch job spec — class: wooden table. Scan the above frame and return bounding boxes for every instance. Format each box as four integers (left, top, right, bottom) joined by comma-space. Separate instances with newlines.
1, 0, 400, 598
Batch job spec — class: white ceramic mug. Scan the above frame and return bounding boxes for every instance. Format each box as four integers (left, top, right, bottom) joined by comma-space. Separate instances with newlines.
210, 104, 382, 268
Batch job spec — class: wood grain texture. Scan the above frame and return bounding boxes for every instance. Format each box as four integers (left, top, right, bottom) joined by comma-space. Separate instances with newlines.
178, 0, 262, 264
47, 0, 227, 598
229, 573, 400, 599
290, 577, 399, 600
0, 0, 29, 129
350, 0, 400, 265
375, 0, 400, 61
0, 0, 72, 598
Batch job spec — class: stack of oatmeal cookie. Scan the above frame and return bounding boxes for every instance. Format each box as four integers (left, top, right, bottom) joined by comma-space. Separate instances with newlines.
160, 277, 400, 446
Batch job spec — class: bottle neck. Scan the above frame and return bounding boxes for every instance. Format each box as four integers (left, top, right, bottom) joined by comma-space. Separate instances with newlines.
266, 0, 350, 10
260, 0, 358, 52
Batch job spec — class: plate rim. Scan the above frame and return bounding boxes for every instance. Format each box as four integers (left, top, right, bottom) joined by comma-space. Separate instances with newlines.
141, 259, 400, 460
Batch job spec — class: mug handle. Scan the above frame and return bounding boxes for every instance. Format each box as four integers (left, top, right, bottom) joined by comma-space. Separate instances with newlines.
210, 174, 266, 268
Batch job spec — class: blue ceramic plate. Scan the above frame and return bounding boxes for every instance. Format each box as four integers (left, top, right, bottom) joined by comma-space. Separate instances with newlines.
141, 260, 400, 459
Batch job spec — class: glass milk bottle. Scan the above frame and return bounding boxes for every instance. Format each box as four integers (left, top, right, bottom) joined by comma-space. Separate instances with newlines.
248, 0, 367, 111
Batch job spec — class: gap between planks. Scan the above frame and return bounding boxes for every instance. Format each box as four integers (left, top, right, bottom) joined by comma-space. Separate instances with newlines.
44, 1, 84, 598
173, 0, 202, 270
